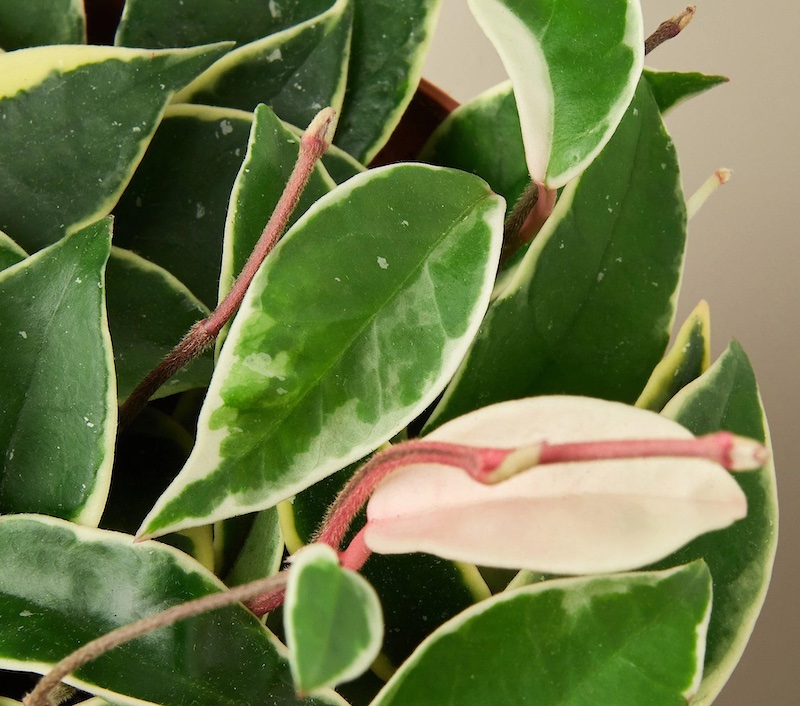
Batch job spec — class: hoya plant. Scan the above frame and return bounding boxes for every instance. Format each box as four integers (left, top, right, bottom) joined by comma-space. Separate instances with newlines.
0, 1, 777, 705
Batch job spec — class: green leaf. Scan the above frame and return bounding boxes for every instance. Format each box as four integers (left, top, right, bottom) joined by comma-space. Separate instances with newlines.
636, 300, 711, 412
334, 0, 444, 163
427, 79, 686, 430
0, 221, 115, 526
285, 461, 489, 667
106, 248, 212, 402
112, 104, 253, 308
420, 81, 528, 211
219, 104, 335, 306
0, 230, 26, 271
116, 0, 336, 48
0, 515, 346, 706
220, 508, 284, 587
372, 562, 713, 706
644, 68, 729, 114
0, 43, 231, 253
467, 0, 643, 187
139, 164, 505, 539
659, 341, 778, 704
174, 0, 353, 130
286, 544, 383, 694
0, 0, 85, 50
320, 143, 365, 184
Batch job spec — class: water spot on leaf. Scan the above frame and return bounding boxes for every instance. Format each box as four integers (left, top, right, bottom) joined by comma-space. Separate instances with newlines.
18, 331, 26, 339
377, 257, 389, 269
196, 203, 206, 219
267, 49, 283, 62
220, 119, 234, 136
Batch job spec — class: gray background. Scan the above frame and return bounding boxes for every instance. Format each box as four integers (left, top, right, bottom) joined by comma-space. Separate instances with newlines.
423, 1, 798, 703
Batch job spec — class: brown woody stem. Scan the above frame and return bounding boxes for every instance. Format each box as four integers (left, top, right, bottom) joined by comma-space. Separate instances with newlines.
645, 5, 696, 55
118, 107, 337, 428
500, 181, 557, 265
24, 572, 289, 706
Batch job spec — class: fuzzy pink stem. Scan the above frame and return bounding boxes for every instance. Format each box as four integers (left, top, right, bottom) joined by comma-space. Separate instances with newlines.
339, 527, 372, 573
24, 571, 289, 706
118, 107, 337, 428
314, 441, 511, 551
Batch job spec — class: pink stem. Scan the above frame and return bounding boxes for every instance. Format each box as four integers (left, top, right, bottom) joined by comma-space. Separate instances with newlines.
338, 527, 372, 573
118, 108, 337, 428
244, 430, 767, 613
517, 182, 557, 245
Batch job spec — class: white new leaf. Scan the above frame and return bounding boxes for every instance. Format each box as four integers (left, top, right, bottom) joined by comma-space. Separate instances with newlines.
365, 396, 746, 573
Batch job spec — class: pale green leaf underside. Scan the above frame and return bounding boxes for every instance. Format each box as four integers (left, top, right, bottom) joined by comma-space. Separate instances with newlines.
116, 0, 336, 49
426, 79, 686, 431
636, 300, 711, 412
372, 563, 712, 705
286, 545, 383, 693
0, 221, 115, 527
139, 164, 504, 538
334, 0, 444, 163
0, 515, 345, 706
467, 0, 643, 187
0, 43, 231, 253
0, 0, 85, 50
112, 104, 254, 309
658, 341, 778, 704
174, 0, 352, 131
106, 247, 212, 402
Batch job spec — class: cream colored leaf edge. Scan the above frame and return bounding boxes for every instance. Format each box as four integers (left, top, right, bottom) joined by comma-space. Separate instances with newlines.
662, 353, 778, 705
172, 0, 352, 119
285, 544, 384, 694
138, 164, 505, 539
0, 222, 117, 528
0, 514, 347, 706
370, 562, 711, 705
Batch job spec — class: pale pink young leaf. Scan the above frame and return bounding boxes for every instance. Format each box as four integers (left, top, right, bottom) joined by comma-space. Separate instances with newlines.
365, 396, 746, 574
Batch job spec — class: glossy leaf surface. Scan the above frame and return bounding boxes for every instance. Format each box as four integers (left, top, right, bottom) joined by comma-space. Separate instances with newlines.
0, 221, 115, 526
286, 544, 383, 694
106, 248, 212, 402
117, 0, 336, 48
420, 81, 527, 210
139, 164, 505, 539
219, 104, 334, 304
467, 0, 643, 187
175, 0, 352, 129
286, 462, 488, 667
0, 0, 84, 50
368, 396, 746, 573
334, 0, 444, 163
372, 562, 712, 706
427, 80, 685, 429
0, 43, 230, 252
113, 104, 253, 308
660, 341, 778, 704
0, 515, 345, 706
636, 300, 711, 412
644, 68, 729, 114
